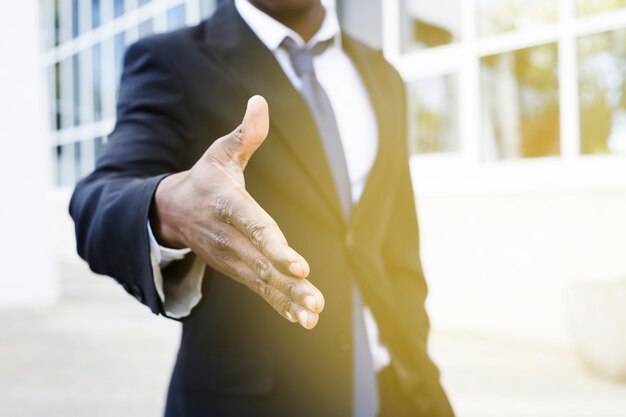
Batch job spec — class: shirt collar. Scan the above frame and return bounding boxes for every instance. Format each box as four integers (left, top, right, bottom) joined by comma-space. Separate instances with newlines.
234, 0, 342, 52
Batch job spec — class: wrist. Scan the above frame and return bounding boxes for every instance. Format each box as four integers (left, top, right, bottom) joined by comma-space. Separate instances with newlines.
150, 172, 188, 249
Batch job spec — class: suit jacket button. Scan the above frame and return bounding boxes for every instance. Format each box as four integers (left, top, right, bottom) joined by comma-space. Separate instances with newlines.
130, 285, 144, 303
336, 333, 351, 352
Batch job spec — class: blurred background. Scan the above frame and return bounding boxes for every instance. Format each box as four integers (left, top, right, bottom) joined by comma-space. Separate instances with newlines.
1, 0, 626, 416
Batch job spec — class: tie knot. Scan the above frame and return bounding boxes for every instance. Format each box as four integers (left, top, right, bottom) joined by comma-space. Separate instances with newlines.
281, 37, 333, 79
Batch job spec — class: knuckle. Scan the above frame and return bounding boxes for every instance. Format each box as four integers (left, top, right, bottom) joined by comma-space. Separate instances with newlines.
255, 278, 269, 298
245, 221, 268, 247
255, 257, 271, 281
280, 277, 296, 295
214, 252, 234, 269
278, 295, 292, 315
205, 229, 231, 251
211, 195, 234, 224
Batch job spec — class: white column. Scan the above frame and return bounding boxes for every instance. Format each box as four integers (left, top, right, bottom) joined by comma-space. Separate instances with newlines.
0, 1, 59, 307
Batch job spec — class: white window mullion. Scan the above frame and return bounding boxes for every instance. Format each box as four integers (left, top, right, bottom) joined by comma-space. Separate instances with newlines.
393, 44, 461, 80
382, 0, 402, 60
187, 0, 202, 25
558, 0, 581, 160
574, 7, 626, 38
476, 26, 560, 58
460, 0, 480, 164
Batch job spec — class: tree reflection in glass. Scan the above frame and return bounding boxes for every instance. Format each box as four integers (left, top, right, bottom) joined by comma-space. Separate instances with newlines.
407, 75, 459, 154
477, 0, 557, 37
400, 0, 460, 52
577, 0, 626, 16
578, 28, 626, 154
481, 43, 560, 160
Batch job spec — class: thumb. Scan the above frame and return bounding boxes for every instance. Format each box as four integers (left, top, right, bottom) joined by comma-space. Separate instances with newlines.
209, 95, 270, 170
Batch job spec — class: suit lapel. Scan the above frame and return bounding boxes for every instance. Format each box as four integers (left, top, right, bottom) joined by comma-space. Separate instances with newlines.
198, 2, 345, 225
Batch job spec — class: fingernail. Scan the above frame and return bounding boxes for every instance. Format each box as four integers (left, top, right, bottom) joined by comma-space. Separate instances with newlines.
285, 311, 295, 322
289, 262, 304, 277
297, 309, 309, 327
304, 295, 317, 311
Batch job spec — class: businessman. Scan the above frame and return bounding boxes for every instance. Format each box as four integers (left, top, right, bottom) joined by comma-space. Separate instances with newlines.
69, 0, 454, 415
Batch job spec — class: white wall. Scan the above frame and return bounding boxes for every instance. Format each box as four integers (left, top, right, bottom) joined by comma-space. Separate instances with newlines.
0, 2, 59, 307
419, 187, 626, 347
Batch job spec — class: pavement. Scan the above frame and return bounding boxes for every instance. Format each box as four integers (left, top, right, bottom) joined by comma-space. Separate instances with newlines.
1, 262, 626, 417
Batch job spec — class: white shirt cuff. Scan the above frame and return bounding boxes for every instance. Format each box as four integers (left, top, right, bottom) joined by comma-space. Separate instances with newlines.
147, 221, 205, 318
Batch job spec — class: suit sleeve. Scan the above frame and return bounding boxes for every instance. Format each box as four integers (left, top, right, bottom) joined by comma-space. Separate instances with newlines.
69, 38, 195, 315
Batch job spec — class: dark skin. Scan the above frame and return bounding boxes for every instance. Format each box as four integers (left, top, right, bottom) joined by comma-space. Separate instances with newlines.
151, 1, 328, 329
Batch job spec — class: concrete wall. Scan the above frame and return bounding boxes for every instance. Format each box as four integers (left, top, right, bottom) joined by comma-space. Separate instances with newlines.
0, 1, 59, 307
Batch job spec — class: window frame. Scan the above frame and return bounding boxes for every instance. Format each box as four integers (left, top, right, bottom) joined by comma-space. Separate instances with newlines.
384, 0, 626, 194
41, 0, 208, 187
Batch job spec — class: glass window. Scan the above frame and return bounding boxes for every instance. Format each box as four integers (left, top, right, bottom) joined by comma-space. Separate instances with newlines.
578, 28, 626, 155
138, 19, 154, 37
59, 0, 73, 44
72, 0, 79, 38
95, 137, 106, 161
114, 32, 126, 96
46, 66, 57, 131
54, 62, 62, 130
93, 43, 102, 122
55, 143, 76, 186
78, 49, 93, 125
92, 0, 101, 28
77, 139, 96, 179
54, 0, 61, 47
74, 141, 82, 179
101, 36, 116, 120
59, 57, 74, 129
40, 0, 56, 50
400, 0, 460, 53
477, 0, 557, 37
577, 0, 626, 16
139, 0, 152, 6
114, 0, 124, 18
72, 54, 80, 126
407, 74, 460, 154
167, 4, 187, 30
481, 43, 560, 160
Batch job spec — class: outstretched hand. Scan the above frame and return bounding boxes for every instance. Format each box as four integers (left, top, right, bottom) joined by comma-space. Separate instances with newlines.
150, 96, 324, 329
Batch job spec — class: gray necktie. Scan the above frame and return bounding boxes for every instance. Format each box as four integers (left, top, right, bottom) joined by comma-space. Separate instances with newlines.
282, 37, 379, 417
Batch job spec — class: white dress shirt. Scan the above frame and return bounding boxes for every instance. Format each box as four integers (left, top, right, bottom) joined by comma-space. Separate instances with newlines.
148, 0, 390, 371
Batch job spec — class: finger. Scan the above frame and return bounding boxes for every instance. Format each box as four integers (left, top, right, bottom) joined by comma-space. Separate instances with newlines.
248, 250, 322, 313
248, 249, 324, 314
213, 188, 310, 279
206, 95, 270, 170
211, 223, 323, 313
208, 250, 318, 329
257, 278, 319, 329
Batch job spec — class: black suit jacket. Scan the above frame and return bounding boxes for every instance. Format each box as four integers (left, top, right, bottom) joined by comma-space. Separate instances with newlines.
69, 1, 454, 416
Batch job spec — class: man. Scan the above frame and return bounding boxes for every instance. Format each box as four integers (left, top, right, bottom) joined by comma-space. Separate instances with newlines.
69, 0, 455, 415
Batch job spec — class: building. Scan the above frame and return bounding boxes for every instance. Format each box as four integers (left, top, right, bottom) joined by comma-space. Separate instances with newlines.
37, 0, 626, 351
